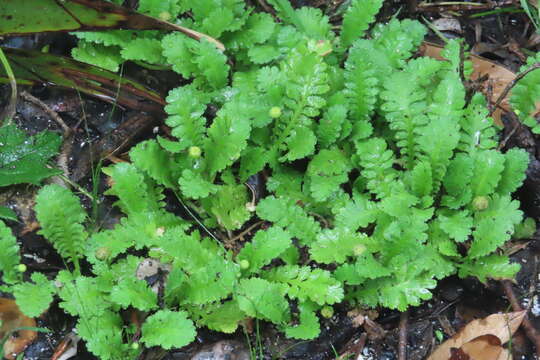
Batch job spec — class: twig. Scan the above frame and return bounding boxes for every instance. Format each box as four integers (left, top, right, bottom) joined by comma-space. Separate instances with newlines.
398, 310, 409, 360
417, 0, 514, 13
501, 280, 540, 357
229, 221, 265, 243
20, 91, 75, 185
488, 62, 540, 118
257, 0, 275, 15
497, 123, 519, 150
20, 91, 72, 137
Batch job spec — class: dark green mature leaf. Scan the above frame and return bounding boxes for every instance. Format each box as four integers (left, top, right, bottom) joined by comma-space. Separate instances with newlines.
0, 125, 61, 187
0, 0, 222, 49
0, 206, 17, 221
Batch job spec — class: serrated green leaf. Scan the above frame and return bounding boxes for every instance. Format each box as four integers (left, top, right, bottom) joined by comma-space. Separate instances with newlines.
0, 220, 20, 284
284, 302, 320, 340
141, 309, 196, 349
71, 41, 123, 72
204, 110, 251, 176
179, 169, 218, 199
496, 148, 529, 194
263, 265, 343, 305
459, 254, 520, 283
237, 226, 292, 274
236, 278, 290, 323
469, 195, 522, 258
13, 272, 55, 317
130, 139, 178, 189
471, 150, 505, 197
35, 185, 87, 265
309, 228, 367, 264
257, 196, 321, 246
307, 148, 351, 201
340, 0, 384, 47
438, 211, 472, 243
110, 277, 157, 311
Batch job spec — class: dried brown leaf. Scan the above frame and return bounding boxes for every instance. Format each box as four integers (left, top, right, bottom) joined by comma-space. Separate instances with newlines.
0, 297, 37, 360
427, 310, 526, 360
459, 334, 507, 360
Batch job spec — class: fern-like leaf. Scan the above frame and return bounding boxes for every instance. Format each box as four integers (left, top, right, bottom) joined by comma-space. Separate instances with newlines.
257, 196, 321, 246
340, 0, 384, 47
35, 185, 87, 267
162, 85, 210, 151
496, 148, 529, 195
204, 108, 251, 176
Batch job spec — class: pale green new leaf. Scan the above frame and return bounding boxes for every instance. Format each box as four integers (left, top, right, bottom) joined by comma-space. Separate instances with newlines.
201, 184, 251, 230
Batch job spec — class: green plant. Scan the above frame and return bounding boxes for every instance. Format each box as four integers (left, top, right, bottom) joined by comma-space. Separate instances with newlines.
0, 0, 536, 358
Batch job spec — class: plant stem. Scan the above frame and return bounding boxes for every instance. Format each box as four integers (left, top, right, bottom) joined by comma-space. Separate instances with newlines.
0, 47, 17, 126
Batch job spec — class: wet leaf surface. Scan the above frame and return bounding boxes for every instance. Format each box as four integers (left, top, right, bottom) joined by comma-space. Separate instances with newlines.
0, 124, 62, 187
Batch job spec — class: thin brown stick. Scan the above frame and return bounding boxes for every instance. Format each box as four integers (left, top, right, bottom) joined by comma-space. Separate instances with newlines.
20, 91, 72, 137
501, 280, 540, 357
229, 221, 265, 243
488, 63, 540, 118
398, 310, 409, 360
417, 0, 514, 13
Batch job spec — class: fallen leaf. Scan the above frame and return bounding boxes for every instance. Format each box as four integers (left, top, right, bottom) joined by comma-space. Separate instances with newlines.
427, 310, 526, 360
0, 297, 37, 359
458, 334, 509, 360
420, 42, 517, 126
